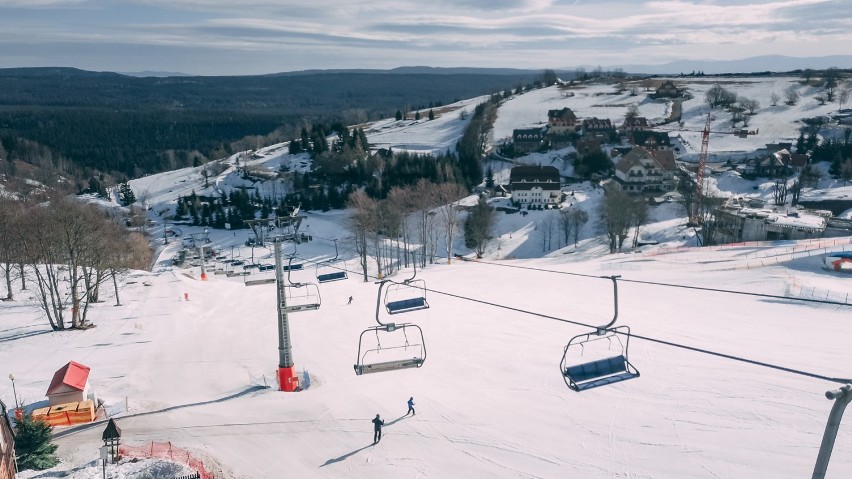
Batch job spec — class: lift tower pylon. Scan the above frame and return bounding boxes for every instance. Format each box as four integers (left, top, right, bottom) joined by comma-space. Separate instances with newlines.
273, 239, 299, 391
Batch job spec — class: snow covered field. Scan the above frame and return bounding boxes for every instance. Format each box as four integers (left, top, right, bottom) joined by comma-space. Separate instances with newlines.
3, 74, 852, 478
3, 205, 852, 478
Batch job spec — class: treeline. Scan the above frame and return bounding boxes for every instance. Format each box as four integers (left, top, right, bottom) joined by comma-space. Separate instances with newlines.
1, 108, 287, 178
0, 196, 152, 330
172, 188, 350, 229
0, 67, 538, 184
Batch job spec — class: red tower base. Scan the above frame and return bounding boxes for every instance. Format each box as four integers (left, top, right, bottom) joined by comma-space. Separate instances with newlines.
200, 272, 208, 281
278, 366, 300, 392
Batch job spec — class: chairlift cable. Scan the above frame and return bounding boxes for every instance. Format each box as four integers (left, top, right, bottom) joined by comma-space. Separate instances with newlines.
290, 254, 850, 384
448, 256, 852, 308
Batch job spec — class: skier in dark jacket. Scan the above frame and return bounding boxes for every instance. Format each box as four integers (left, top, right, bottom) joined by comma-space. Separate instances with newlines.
372, 414, 385, 443
406, 397, 415, 416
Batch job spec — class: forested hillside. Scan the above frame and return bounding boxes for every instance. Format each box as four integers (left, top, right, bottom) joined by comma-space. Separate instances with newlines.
0, 67, 538, 185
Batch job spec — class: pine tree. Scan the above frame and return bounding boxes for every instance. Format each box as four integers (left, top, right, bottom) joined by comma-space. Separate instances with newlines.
415, 111, 421, 121
14, 413, 59, 470
118, 182, 136, 206
428, 109, 435, 120
485, 166, 495, 188
395, 110, 403, 121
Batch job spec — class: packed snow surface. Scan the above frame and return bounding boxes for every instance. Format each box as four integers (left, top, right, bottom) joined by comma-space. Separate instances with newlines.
4, 75, 852, 479
4, 208, 852, 478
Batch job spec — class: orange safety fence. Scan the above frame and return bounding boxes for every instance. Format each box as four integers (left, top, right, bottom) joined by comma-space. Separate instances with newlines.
119, 442, 214, 479
30, 400, 95, 426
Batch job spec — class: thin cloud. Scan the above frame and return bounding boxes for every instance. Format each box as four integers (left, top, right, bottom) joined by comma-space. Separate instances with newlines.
0, 0, 850, 74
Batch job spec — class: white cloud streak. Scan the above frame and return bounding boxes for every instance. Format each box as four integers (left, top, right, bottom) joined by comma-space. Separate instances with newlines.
0, 0, 850, 74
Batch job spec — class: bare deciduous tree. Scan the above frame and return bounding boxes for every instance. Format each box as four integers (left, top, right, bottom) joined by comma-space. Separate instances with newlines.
0, 197, 24, 300
601, 186, 634, 253
436, 183, 468, 264
410, 180, 441, 268
463, 196, 496, 258
774, 179, 789, 206
785, 85, 800, 106
823, 67, 840, 102
346, 190, 376, 282
770, 92, 780, 107
536, 212, 556, 252
569, 209, 589, 247
631, 199, 650, 248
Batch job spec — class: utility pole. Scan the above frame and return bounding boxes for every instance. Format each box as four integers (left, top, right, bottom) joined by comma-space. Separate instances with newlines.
812, 383, 852, 479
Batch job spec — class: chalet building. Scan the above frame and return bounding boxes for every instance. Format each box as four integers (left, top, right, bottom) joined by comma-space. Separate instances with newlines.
654, 80, 682, 98
629, 131, 672, 151
612, 146, 678, 194
547, 108, 579, 134
621, 116, 649, 132
513, 128, 546, 154
774, 149, 810, 173
582, 117, 614, 137
509, 165, 562, 206
739, 154, 791, 178
0, 400, 15, 479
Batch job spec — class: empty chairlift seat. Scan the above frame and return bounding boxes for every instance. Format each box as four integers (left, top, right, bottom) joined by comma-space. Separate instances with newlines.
354, 323, 426, 375
281, 282, 321, 312
317, 270, 347, 283
384, 280, 429, 314
560, 326, 639, 392
354, 357, 423, 375
563, 355, 638, 391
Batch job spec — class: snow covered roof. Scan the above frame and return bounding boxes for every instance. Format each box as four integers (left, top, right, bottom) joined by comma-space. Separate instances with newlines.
615, 146, 674, 174
46, 361, 90, 395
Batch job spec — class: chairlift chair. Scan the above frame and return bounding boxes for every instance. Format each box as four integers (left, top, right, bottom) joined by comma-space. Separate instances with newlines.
561, 325, 639, 391
354, 323, 425, 375
243, 265, 276, 286
281, 282, 322, 312
559, 276, 640, 392
280, 256, 321, 312
354, 280, 427, 375
384, 263, 429, 314
315, 239, 348, 283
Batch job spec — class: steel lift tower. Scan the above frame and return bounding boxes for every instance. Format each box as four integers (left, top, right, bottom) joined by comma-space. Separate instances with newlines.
268, 209, 310, 392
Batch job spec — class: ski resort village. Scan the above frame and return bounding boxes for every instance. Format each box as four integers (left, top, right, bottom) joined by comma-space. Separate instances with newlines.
2, 73, 852, 479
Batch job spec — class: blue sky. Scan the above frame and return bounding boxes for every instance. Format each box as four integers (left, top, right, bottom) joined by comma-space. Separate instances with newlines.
1, 0, 850, 75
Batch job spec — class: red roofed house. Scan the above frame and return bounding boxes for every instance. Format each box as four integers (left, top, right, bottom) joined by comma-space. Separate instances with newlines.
46, 361, 91, 406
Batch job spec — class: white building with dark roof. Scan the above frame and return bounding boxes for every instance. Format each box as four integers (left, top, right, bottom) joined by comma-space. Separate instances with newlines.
509, 165, 562, 205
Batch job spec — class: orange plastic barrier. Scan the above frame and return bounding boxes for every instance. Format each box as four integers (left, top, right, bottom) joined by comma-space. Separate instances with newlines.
120, 442, 213, 479
31, 400, 95, 426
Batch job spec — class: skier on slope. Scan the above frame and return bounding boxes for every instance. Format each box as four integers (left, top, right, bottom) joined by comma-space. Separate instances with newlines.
372, 414, 385, 443
406, 397, 415, 416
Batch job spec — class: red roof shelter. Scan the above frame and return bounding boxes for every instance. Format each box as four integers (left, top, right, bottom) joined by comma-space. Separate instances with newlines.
46, 361, 91, 406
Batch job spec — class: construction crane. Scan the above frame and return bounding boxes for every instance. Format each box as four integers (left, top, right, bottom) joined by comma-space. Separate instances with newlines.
659, 112, 758, 224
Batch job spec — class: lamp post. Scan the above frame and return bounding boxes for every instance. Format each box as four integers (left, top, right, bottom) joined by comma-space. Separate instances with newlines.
8, 373, 19, 409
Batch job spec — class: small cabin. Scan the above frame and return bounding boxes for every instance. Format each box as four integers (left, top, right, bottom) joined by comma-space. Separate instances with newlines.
46, 361, 91, 407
